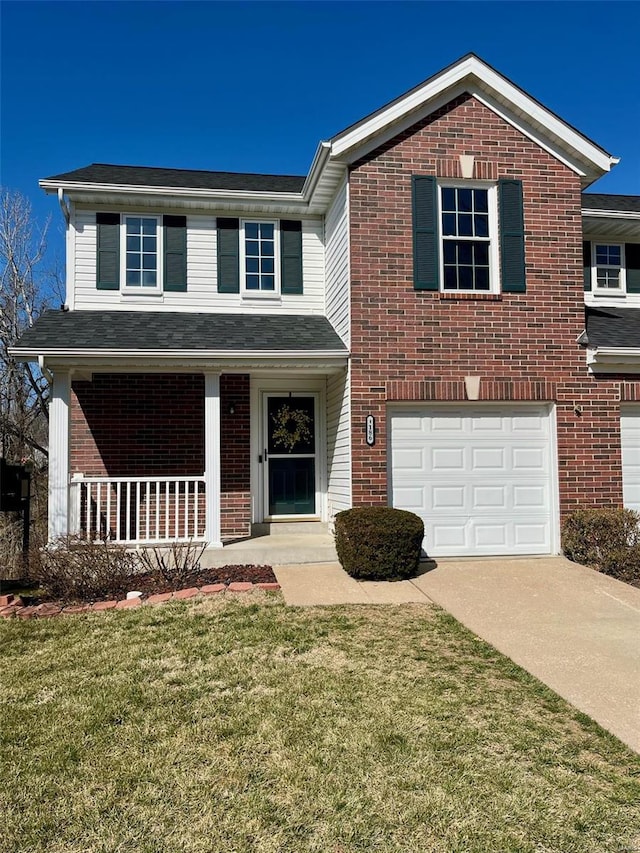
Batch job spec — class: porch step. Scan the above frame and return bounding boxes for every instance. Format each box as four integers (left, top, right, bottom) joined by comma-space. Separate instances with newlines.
201, 533, 337, 567
251, 521, 329, 536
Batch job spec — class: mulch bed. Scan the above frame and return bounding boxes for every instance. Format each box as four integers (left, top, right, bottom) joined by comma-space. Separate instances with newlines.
4, 564, 277, 608
130, 564, 277, 596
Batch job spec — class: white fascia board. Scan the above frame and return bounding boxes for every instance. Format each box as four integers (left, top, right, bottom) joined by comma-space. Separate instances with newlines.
11, 347, 349, 361
39, 180, 305, 207
301, 142, 332, 200
329, 55, 616, 178
581, 209, 640, 221
586, 346, 640, 373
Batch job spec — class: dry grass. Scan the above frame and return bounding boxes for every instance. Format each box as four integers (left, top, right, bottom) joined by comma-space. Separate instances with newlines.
1, 595, 639, 853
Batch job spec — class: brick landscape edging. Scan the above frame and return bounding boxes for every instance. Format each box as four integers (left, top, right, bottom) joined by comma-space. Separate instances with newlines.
0, 582, 281, 620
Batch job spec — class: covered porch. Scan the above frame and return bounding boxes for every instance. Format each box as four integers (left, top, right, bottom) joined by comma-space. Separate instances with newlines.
11, 310, 350, 558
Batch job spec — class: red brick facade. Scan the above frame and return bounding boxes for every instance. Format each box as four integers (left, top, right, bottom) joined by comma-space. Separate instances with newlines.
348, 94, 640, 518
70, 372, 251, 540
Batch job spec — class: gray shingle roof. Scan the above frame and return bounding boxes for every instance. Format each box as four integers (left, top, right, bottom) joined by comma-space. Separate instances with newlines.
13, 311, 347, 354
582, 194, 640, 213
43, 164, 306, 194
585, 306, 640, 348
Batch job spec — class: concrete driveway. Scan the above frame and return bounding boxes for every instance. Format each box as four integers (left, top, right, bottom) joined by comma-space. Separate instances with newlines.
275, 556, 640, 753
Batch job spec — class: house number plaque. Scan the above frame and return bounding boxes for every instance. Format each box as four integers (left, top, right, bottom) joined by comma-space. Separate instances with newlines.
366, 415, 375, 446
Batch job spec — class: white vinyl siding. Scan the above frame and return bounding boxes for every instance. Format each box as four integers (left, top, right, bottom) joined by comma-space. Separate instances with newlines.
325, 177, 350, 346
326, 368, 351, 520
389, 405, 557, 558
621, 406, 640, 513
72, 207, 325, 314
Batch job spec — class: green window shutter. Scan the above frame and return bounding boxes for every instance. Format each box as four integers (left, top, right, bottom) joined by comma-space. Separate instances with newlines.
217, 218, 239, 293
163, 215, 187, 292
412, 175, 438, 291
583, 241, 592, 291
499, 179, 526, 293
280, 220, 303, 294
96, 212, 120, 290
626, 243, 640, 294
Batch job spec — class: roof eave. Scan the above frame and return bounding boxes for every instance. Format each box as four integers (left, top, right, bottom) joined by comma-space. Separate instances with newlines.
586, 346, 640, 374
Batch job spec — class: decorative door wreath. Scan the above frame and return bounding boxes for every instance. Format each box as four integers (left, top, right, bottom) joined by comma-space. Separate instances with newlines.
271, 403, 313, 452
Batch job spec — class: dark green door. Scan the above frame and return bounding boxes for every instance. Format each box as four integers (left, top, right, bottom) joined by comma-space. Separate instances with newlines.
266, 396, 316, 516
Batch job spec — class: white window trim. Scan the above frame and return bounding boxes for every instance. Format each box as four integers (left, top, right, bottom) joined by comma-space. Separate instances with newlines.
240, 218, 281, 299
591, 240, 626, 295
121, 214, 163, 295
437, 181, 499, 294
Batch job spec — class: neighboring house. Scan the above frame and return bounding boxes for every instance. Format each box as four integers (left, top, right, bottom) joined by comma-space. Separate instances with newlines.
11, 54, 640, 558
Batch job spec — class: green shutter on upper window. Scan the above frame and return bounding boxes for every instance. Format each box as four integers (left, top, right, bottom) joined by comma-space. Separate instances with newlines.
583, 241, 592, 291
163, 215, 187, 292
96, 212, 120, 290
280, 220, 303, 295
217, 218, 240, 293
499, 179, 526, 293
626, 243, 640, 294
412, 175, 438, 291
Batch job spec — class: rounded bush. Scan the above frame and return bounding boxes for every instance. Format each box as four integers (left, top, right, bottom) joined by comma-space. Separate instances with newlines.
334, 506, 424, 581
562, 507, 640, 584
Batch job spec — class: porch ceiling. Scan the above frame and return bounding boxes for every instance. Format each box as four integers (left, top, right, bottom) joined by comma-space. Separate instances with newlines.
11, 310, 349, 370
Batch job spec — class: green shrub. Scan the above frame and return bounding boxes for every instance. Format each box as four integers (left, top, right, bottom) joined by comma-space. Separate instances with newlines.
29, 536, 139, 602
561, 508, 640, 584
334, 506, 424, 581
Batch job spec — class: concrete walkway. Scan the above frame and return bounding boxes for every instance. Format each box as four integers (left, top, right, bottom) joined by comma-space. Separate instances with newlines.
273, 557, 640, 753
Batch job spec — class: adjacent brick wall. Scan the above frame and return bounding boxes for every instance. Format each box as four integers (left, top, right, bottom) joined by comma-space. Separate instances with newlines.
348, 93, 638, 518
70, 372, 252, 542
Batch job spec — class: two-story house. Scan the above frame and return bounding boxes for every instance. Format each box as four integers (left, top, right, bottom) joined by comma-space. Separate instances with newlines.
12, 54, 640, 559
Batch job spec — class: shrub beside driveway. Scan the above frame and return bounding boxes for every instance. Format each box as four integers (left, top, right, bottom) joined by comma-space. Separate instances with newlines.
1, 595, 639, 853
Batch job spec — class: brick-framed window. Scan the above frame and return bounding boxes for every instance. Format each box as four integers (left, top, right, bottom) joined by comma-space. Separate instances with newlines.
413, 176, 526, 294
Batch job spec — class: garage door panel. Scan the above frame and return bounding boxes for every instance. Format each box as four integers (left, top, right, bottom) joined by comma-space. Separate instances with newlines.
472, 447, 506, 471
392, 447, 426, 473
390, 405, 555, 557
472, 485, 508, 509
431, 485, 466, 510
512, 446, 547, 471
431, 447, 465, 471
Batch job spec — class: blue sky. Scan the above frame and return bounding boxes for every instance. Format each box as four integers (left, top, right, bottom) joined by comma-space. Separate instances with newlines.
2, 0, 640, 270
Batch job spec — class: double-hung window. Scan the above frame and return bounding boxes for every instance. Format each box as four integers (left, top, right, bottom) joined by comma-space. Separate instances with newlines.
412, 176, 525, 294
593, 243, 625, 292
96, 212, 187, 293
125, 216, 159, 289
242, 221, 277, 293
440, 186, 494, 292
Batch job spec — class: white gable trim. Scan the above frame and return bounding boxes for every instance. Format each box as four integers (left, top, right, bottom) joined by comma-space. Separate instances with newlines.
328, 55, 617, 183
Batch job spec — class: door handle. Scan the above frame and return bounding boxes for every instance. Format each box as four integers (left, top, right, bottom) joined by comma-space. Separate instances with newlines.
264, 448, 268, 461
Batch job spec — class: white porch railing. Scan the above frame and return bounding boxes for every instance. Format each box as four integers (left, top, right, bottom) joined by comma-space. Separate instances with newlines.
69, 475, 207, 545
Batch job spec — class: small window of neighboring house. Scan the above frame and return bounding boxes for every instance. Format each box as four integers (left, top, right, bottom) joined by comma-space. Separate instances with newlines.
216, 218, 303, 296
413, 176, 526, 294
96, 213, 187, 292
593, 243, 625, 293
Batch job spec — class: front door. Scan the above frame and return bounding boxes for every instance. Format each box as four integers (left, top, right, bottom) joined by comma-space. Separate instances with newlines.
263, 394, 317, 517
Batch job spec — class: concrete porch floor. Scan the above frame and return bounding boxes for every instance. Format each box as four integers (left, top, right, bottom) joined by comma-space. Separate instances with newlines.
200, 532, 338, 567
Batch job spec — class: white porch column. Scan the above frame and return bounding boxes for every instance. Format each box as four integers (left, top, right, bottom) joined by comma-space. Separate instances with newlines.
48, 368, 71, 542
204, 371, 222, 548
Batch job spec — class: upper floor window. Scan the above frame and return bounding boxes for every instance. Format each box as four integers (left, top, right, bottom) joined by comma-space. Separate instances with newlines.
593, 243, 624, 292
217, 218, 303, 296
242, 221, 278, 294
413, 176, 525, 294
96, 212, 186, 293
440, 186, 495, 292
125, 217, 159, 289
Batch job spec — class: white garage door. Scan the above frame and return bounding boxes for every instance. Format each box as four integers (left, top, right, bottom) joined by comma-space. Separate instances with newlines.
390, 405, 557, 557
621, 406, 640, 513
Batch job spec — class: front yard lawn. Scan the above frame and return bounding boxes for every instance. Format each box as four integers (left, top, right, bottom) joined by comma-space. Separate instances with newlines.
1, 595, 639, 853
